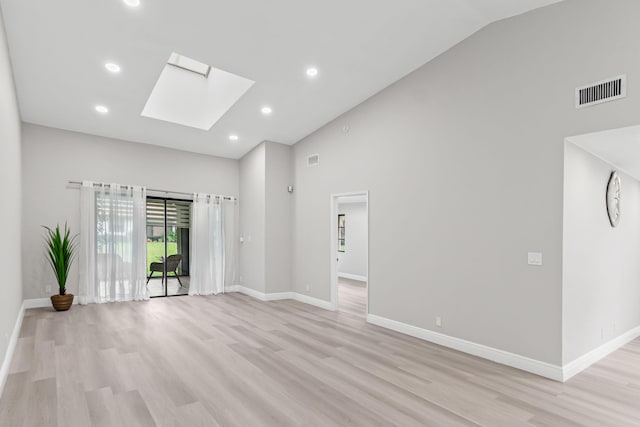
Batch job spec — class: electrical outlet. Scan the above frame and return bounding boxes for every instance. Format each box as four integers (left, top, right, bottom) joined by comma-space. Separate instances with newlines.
45, 285, 52, 293
436, 316, 442, 328
601, 327, 604, 339
305, 285, 310, 292
239, 276, 243, 283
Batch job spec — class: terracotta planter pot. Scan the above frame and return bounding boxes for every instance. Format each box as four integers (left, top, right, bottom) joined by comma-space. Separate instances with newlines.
51, 293, 74, 311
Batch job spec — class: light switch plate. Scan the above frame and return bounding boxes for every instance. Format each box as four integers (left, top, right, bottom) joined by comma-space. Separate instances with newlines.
528, 252, 543, 266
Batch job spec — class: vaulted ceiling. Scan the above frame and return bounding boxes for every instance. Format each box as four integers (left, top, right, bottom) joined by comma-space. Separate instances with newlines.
1, 0, 562, 158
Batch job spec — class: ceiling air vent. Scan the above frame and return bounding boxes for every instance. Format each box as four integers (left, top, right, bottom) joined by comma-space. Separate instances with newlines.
307, 154, 320, 167
575, 75, 626, 109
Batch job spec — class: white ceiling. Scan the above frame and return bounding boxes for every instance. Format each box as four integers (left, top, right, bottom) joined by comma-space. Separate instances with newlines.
567, 126, 640, 181
1, 0, 561, 159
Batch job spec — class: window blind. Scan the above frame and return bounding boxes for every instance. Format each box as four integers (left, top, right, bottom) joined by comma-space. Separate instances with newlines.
146, 199, 191, 227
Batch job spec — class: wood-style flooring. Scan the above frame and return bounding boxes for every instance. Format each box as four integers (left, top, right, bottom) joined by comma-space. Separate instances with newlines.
1, 278, 640, 426
337, 277, 367, 317
147, 277, 190, 297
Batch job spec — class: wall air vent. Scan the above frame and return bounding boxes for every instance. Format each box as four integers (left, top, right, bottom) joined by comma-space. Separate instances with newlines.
575, 75, 626, 109
307, 154, 320, 167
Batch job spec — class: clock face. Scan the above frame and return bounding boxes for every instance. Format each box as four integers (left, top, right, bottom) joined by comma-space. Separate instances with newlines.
606, 171, 621, 228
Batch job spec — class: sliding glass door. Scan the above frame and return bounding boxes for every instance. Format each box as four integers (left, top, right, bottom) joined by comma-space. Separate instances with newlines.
146, 197, 191, 297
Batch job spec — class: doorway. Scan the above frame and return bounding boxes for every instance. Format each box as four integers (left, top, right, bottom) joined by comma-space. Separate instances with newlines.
563, 125, 640, 366
330, 191, 369, 316
146, 197, 192, 297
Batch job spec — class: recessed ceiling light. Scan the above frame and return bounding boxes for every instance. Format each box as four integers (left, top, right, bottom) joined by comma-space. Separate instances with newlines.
306, 67, 318, 78
95, 105, 109, 114
229, 134, 239, 141
105, 63, 121, 73
123, 0, 140, 7
261, 106, 272, 115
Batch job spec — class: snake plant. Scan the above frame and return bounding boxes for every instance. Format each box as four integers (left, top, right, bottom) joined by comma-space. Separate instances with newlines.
43, 223, 78, 295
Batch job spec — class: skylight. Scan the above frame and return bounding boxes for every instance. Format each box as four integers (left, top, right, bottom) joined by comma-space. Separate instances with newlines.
141, 53, 254, 130
167, 53, 210, 78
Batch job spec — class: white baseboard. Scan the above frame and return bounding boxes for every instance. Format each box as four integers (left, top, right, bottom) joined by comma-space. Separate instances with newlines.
24, 298, 51, 309
367, 313, 564, 381
227, 285, 294, 302
261, 291, 294, 301
292, 293, 335, 311
338, 273, 367, 282
228, 286, 334, 311
24, 297, 79, 309
0, 302, 25, 398
562, 325, 640, 381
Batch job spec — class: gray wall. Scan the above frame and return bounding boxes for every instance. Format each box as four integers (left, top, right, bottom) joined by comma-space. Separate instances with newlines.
291, 0, 640, 365
21, 124, 239, 299
337, 202, 367, 279
265, 142, 292, 293
562, 142, 640, 364
239, 141, 293, 294
0, 4, 22, 379
239, 143, 266, 292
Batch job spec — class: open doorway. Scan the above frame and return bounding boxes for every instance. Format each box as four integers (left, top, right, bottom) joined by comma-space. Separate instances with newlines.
331, 192, 368, 317
563, 125, 640, 369
146, 197, 192, 297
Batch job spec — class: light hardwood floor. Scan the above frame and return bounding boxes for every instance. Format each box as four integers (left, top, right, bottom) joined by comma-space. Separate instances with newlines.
338, 277, 367, 317
2, 281, 640, 426
147, 277, 190, 297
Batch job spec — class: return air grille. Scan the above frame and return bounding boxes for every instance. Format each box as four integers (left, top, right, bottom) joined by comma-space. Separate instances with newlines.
575, 75, 626, 109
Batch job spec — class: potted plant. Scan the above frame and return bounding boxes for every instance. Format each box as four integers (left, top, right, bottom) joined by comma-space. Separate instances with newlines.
43, 223, 78, 311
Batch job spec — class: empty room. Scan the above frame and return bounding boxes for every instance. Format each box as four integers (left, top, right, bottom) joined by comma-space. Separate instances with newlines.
2, 0, 640, 425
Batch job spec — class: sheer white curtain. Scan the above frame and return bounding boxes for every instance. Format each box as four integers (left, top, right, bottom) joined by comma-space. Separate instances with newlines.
79, 181, 148, 304
223, 198, 238, 288
190, 194, 237, 295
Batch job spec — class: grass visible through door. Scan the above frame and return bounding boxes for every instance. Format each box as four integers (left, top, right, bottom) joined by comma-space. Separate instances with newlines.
146, 241, 178, 276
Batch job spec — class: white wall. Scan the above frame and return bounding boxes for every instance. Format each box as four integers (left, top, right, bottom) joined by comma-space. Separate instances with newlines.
21, 124, 239, 300
337, 202, 367, 279
291, 0, 640, 365
239, 143, 266, 293
265, 142, 292, 293
563, 142, 640, 364
0, 3, 22, 387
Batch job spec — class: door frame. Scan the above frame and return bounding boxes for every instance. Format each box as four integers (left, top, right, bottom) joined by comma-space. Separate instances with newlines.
146, 195, 192, 298
330, 191, 369, 313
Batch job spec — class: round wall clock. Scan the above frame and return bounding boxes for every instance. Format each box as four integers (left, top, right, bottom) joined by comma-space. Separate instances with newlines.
606, 171, 621, 227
